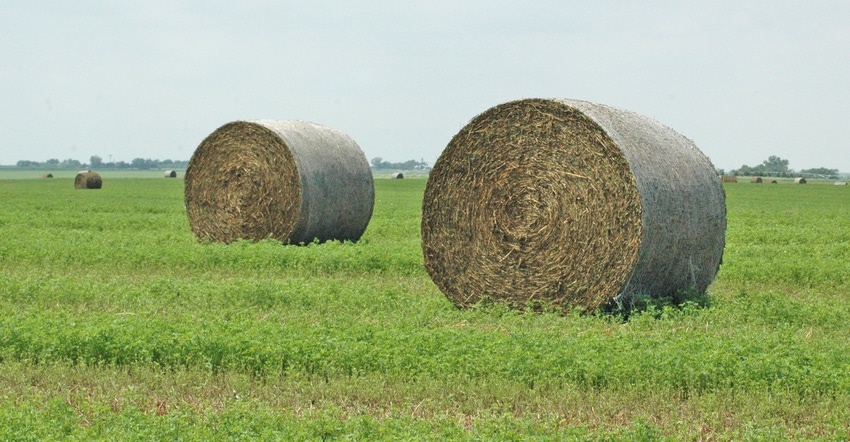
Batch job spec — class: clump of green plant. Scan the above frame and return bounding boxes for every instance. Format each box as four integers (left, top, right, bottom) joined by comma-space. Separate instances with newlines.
603, 286, 712, 320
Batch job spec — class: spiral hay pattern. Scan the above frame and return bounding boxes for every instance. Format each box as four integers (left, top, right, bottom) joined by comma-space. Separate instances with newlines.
184, 120, 374, 244
421, 99, 726, 311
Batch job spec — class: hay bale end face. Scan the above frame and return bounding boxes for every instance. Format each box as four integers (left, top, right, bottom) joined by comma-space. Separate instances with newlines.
164, 170, 177, 178
721, 175, 737, 183
392, 172, 404, 179
750, 177, 763, 183
74, 171, 102, 189
421, 98, 726, 312
184, 120, 375, 244
795, 177, 807, 184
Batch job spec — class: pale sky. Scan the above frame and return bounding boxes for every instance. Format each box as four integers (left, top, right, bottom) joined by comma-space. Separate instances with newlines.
2, 1, 849, 172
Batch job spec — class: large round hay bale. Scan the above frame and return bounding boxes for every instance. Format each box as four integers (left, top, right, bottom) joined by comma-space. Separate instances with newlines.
42, 173, 53, 178
794, 177, 807, 184
74, 171, 102, 189
184, 120, 374, 244
750, 177, 763, 183
164, 170, 177, 178
392, 172, 404, 179
421, 98, 726, 312
721, 175, 737, 183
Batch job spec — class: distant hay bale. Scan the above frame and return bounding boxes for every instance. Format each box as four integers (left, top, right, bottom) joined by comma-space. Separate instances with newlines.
835, 181, 847, 186
421, 98, 726, 312
721, 175, 737, 183
184, 120, 375, 244
750, 177, 763, 183
770, 180, 778, 184
795, 177, 807, 184
74, 171, 102, 189
392, 172, 405, 179
164, 170, 177, 178
42, 173, 53, 178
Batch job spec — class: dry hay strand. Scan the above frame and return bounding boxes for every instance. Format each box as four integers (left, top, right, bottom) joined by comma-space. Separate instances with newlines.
164, 170, 177, 178
392, 172, 405, 179
421, 98, 726, 312
74, 171, 102, 189
795, 177, 807, 184
721, 175, 737, 183
184, 120, 374, 244
750, 177, 763, 183
42, 173, 53, 178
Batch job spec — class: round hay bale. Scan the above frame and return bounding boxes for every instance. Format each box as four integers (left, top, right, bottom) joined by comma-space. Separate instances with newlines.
74, 171, 102, 189
392, 172, 405, 179
164, 170, 177, 178
42, 173, 53, 178
721, 175, 737, 183
750, 177, 763, 183
794, 177, 807, 184
184, 120, 374, 244
770, 180, 778, 184
835, 181, 847, 186
421, 98, 726, 312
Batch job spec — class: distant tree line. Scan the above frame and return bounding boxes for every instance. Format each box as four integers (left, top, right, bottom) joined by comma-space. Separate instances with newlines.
720, 156, 839, 178
370, 157, 431, 170
15, 156, 188, 170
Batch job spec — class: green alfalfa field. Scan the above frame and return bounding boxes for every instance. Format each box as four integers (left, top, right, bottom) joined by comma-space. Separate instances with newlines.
1, 173, 849, 440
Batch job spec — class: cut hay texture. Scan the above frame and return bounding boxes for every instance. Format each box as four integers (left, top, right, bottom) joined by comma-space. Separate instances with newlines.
721, 175, 737, 183
74, 171, 102, 189
184, 120, 374, 244
392, 172, 405, 179
421, 98, 726, 312
795, 177, 807, 184
750, 177, 763, 183
164, 170, 177, 178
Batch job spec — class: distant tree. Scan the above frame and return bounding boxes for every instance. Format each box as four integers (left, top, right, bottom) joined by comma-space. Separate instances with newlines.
761, 155, 790, 175
400, 160, 418, 169
731, 155, 793, 176
730, 164, 763, 176
370, 157, 429, 170
59, 158, 83, 169
131, 158, 159, 169
799, 167, 838, 177
11, 156, 189, 169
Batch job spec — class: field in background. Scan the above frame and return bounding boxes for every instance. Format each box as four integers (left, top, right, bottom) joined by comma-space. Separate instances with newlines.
0, 169, 186, 180
1, 176, 849, 439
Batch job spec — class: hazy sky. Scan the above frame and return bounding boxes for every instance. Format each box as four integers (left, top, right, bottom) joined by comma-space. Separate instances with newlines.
2, 1, 849, 172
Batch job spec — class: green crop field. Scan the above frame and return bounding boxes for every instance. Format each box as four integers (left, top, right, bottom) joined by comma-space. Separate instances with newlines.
1, 174, 849, 440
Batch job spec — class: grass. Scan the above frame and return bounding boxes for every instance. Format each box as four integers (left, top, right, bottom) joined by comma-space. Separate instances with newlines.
1, 174, 849, 439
